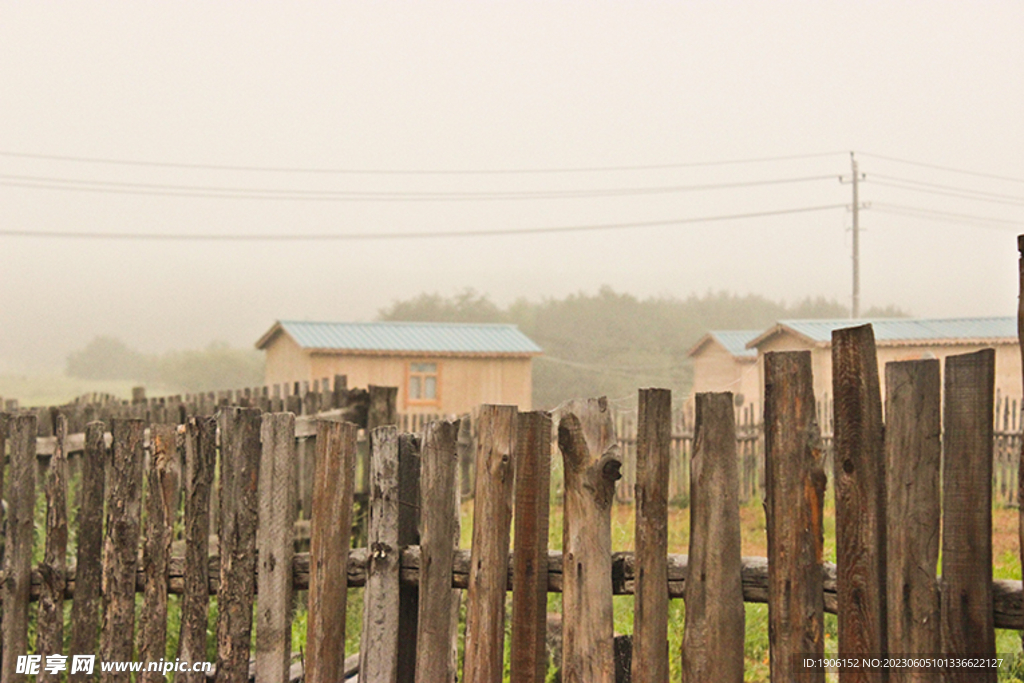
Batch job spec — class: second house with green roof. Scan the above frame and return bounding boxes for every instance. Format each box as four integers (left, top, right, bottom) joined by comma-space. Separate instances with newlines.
256, 320, 543, 414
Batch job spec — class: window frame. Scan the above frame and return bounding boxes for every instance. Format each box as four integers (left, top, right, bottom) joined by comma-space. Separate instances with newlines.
406, 359, 442, 407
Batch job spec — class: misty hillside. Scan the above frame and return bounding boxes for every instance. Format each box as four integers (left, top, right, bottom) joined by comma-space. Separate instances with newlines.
379, 287, 906, 409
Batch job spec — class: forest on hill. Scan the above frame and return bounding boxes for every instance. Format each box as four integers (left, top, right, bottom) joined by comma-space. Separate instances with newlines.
378, 287, 906, 409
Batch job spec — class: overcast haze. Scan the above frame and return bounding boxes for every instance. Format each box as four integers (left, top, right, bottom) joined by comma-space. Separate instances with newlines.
3, 2, 1023, 372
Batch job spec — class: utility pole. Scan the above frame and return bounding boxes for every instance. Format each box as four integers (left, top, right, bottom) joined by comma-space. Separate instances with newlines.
850, 152, 860, 319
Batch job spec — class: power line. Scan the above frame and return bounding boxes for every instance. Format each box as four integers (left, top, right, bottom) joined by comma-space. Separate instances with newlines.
857, 151, 1024, 185
0, 203, 847, 241
0, 149, 848, 175
0, 173, 840, 202
870, 202, 1023, 230
869, 174, 1024, 205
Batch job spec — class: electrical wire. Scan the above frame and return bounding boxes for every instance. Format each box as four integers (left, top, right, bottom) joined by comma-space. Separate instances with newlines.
870, 202, 1023, 230
0, 173, 840, 202
868, 174, 1024, 206
857, 152, 1024, 185
0, 149, 849, 175
0, 203, 848, 241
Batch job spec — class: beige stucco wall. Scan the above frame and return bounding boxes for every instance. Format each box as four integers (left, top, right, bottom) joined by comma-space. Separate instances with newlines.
690, 342, 760, 414
262, 333, 533, 414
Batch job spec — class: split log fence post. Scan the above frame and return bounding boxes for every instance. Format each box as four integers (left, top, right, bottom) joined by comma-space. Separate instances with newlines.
100, 418, 146, 683
832, 325, 887, 682
633, 388, 671, 683
397, 433, 422, 683
36, 414, 68, 683
415, 419, 461, 683
306, 419, 358, 683
764, 352, 826, 683
257, 413, 298, 683
885, 360, 941, 683
360, 425, 402, 682
557, 397, 622, 683
510, 411, 552, 683
177, 416, 217, 683
215, 407, 262, 683
463, 405, 517, 683
941, 350, 996, 683
681, 392, 744, 683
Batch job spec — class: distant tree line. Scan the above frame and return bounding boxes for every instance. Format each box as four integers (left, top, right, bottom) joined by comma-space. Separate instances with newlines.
66, 336, 264, 393
378, 287, 907, 409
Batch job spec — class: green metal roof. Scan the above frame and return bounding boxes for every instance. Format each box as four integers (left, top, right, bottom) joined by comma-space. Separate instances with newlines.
749, 316, 1017, 348
261, 320, 542, 355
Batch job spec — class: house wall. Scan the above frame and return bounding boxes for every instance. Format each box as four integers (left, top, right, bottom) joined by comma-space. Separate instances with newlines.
690, 342, 760, 413
752, 331, 1022, 421
262, 336, 534, 414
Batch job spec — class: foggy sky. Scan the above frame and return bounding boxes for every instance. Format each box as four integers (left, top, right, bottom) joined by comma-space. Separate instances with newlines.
3, 2, 1023, 372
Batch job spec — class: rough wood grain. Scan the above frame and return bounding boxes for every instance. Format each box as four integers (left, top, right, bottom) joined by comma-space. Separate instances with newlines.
941, 350, 996, 683
69, 421, 107, 682
360, 425, 401, 683
463, 405, 517, 683
257, 413, 298, 683
557, 397, 622, 683
633, 389, 672, 683
415, 419, 461, 683
397, 433, 422, 683
764, 351, 826, 683
1, 413, 36, 682
682, 393, 744, 683
885, 360, 941, 682
37, 414, 68, 682
510, 411, 552, 683
215, 408, 262, 683
100, 418, 146, 683
306, 419, 358, 683
139, 423, 178, 683
177, 416, 217, 683
1018, 234, 1024, 650
832, 325, 888, 683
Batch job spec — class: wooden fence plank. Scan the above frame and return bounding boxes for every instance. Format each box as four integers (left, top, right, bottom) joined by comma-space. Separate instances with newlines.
557, 397, 622, 683
463, 406, 517, 683
633, 388, 672, 683
397, 433, 422, 683
1019, 233, 1024, 633
885, 359, 941, 683
0, 415, 36, 683
510, 411, 552, 683
306, 419, 359, 683
36, 414, 68, 682
832, 324, 887, 683
764, 351, 826, 683
215, 407, 262, 683
681, 392, 744, 683
257, 413, 298, 683
415, 419, 461, 683
139, 423, 178, 683
360, 425, 401, 683
69, 421, 107, 682
100, 418, 146, 683
941, 350, 996, 683
177, 416, 217, 683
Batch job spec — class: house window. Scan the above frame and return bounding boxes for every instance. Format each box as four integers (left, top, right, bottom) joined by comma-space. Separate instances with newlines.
408, 362, 440, 405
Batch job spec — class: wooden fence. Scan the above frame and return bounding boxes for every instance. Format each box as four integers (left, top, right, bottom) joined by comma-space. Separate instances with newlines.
1, 331, 1023, 682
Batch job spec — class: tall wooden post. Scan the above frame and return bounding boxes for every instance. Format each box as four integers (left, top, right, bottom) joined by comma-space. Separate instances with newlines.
37, 415, 68, 683
558, 397, 622, 683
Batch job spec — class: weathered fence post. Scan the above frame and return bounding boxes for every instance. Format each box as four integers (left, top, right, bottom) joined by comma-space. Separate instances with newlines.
177, 416, 217, 683
360, 425, 402, 682
463, 405, 518, 683
69, 421, 108, 682
415, 419, 461, 683
510, 411, 552, 683
306, 419, 359, 683
37, 414, 68, 683
941, 350, 996, 682
832, 325, 887, 682
681, 392, 744, 683
100, 418, 146, 683
1018, 234, 1024, 629
633, 388, 671, 683
1, 414, 35, 682
764, 351, 826, 683
397, 433, 422, 683
215, 407, 262, 683
885, 359, 941, 682
139, 423, 178, 683
257, 413, 298, 683
557, 397, 622, 683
